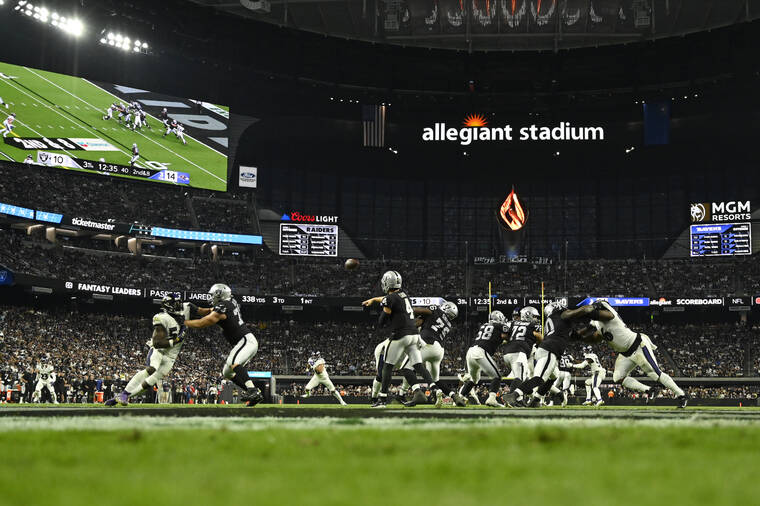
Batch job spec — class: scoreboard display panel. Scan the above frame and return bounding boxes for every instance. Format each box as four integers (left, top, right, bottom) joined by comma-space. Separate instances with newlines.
279, 223, 338, 257
690, 223, 751, 257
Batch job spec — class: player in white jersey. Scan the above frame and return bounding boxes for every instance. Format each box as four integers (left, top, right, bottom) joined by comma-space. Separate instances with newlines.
131, 111, 144, 131
301, 352, 347, 405
106, 294, 187, 406
102, 103, 117, 120
0, 96, 8, 108
32, 361, 58, 404
573, 349, 606, 406
579, 300, 688, 408
174, 123, 187, 145
1, 113, 16, 138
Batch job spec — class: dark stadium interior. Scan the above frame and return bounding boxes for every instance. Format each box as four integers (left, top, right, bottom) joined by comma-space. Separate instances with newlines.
0, 0, 759, 411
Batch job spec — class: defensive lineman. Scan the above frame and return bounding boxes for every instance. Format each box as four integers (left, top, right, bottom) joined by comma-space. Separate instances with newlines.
580, 300, 688, 408
362, 271, 443, 408
453, 311, 508, 408
573, 349, 606, 406
301, 352, 347, 405
106, 294, 187, 406
183, 284, 264, 406
32, 359, 58, 404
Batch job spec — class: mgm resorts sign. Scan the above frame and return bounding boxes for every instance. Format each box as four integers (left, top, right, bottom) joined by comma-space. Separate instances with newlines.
690, 201, 751, 223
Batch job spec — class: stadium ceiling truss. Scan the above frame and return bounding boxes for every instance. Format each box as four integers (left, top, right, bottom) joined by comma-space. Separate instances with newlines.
188, 0, 760, 51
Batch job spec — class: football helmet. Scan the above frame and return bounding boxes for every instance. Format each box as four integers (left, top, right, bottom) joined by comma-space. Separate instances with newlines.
520, 306, 540, 323
441, 301, 458, 320
209, 283, 232, 305
380, 271, 402, 293
161, 293, 183, 313
488, 310, 505, 324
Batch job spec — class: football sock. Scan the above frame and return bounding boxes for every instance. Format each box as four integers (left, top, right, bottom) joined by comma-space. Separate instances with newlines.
413, 363, 434, 386
517, 376, 543, 398
658, 373, 685, 397
459, 380, 475, 397
621, 376, 650, 392
537, 378, 554, 396
509, 378, 523, 392
125, 370, 149, 395
231, 366, 252, 390
380, 363, 394, 394
489, 377, 501, 393
593, 387, 602, 401
401, 369, 417, 391
331, 390, 346, 405
585, 385, 592, 400
372, 379, 382, 398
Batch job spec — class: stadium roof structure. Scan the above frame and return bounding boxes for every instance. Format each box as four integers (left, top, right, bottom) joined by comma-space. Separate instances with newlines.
188, 0, 760, 52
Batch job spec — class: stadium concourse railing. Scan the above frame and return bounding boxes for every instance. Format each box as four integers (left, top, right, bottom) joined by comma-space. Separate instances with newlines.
270, 376, 760, 407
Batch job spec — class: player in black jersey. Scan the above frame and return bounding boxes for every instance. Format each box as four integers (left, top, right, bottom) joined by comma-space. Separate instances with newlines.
395, 300, 458, 407
502, 306, 542, 394
504, 300, 589, 407
454, 310, 509, 408
362, 271, 444, 408
183, 283, 263, 406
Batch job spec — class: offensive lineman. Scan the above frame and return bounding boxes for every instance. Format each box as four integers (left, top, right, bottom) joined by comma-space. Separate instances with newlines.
502, 306, 542, 393
579, 300, 688, 408
32, 359, 58, 404
182, 284, 264, 407
453, 311, 508, 408
573, 348, 606, 406
396, 300, 458, 406
106, 294, 187, 406
1, 112, 16, 138
301, 352, 347, 406
504, 300, 589, 407
362, 271, 443, 408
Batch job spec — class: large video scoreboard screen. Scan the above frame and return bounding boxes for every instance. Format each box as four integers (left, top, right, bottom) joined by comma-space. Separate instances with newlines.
0, 60, 228, 191
690, 223, 751, 257
279, 223, 338, 257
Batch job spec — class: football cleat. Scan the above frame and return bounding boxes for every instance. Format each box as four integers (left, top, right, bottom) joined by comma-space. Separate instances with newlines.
677, 394, 689, 409
582, 400, 593, 406
371, 398, 388, 408
452, 393, 467, 407
402, 389, 428, 407
116, 391, 130, 406
594, 399, 605, 407
434, 389, 444, 408
241, 389, 264, 407
104, 398, 118, 407
485, 397, 505, 408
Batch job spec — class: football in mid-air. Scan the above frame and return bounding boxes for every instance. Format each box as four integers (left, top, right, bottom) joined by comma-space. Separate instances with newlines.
345, 258, 359, 270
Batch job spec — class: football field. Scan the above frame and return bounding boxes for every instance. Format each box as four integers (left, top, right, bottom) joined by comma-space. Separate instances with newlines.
0, 61, 227, 191
2, 404, 759, 506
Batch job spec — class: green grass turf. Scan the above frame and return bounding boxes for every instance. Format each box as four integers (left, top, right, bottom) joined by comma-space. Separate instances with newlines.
0, 61, 227, 191
1, 410, 759, 506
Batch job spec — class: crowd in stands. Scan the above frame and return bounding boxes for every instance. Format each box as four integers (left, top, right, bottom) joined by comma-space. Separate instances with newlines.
2, 226, 756, 299
1, 302, 756, 405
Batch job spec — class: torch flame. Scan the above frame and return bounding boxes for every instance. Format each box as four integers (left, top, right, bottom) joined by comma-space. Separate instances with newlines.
498, 187, 527, 231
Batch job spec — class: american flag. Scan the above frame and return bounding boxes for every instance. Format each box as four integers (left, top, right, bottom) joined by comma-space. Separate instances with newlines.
362, 105, 386, 147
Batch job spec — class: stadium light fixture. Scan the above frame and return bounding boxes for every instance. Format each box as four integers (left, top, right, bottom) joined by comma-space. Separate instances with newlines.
14, 1, 83, 37
99, 29, 150, 54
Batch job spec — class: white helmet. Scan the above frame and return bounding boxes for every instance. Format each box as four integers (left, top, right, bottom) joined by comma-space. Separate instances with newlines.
520, 306, 540, 323
488, 310, 505, 324
441, 301, 458, 320
544, 299, 568, 317
380, 271, 402, 293
208, 283, 232, 305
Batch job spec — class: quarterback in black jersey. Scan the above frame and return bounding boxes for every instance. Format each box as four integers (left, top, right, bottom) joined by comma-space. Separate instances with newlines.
184, 283, 263, 406
504, 299, 589, 407
502, 306, 543, 392
453, 310, 509, 408
362, 271, 445, 407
